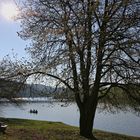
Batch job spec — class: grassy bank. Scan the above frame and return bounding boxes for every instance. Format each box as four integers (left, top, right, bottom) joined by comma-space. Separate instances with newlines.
0, 118, 140, 140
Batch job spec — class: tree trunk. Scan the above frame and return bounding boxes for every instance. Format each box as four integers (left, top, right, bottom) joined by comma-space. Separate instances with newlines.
79, 103, 98, 140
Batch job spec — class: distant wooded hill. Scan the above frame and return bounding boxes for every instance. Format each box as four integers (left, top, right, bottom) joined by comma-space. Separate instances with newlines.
0, 78, 75, 100
18, 84, 56, 97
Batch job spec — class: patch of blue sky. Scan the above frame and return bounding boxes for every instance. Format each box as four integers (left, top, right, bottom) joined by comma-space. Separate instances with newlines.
0, 17, 30, 61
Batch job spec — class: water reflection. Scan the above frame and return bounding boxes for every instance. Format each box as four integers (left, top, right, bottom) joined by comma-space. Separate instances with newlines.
0, 102, 140, 137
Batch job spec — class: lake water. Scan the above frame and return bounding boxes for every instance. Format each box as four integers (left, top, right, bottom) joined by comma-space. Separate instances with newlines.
0, 101, 140, 137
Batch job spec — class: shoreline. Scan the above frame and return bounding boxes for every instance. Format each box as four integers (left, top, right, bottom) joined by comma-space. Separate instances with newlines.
0, 117, 140, 140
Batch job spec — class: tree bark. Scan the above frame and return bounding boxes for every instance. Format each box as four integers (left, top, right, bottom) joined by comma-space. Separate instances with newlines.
79, 102, 98, 140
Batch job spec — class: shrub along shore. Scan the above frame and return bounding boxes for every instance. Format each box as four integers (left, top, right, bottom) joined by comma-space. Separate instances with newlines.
0, 118, 140, 140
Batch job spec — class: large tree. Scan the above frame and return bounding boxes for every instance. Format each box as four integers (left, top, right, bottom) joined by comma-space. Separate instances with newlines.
18, 0, 140, 139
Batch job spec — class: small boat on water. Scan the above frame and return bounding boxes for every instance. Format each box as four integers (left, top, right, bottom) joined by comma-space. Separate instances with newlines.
29, 109, 38, 114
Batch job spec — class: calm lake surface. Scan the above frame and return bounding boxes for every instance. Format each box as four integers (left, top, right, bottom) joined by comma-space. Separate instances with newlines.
0, 101, 140, 137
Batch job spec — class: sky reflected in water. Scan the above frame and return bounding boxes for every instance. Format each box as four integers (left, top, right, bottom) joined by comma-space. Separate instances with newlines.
0, 102, 140, 137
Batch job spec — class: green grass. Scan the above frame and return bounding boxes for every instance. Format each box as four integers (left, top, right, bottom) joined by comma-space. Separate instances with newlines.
0, 118, 140, 140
